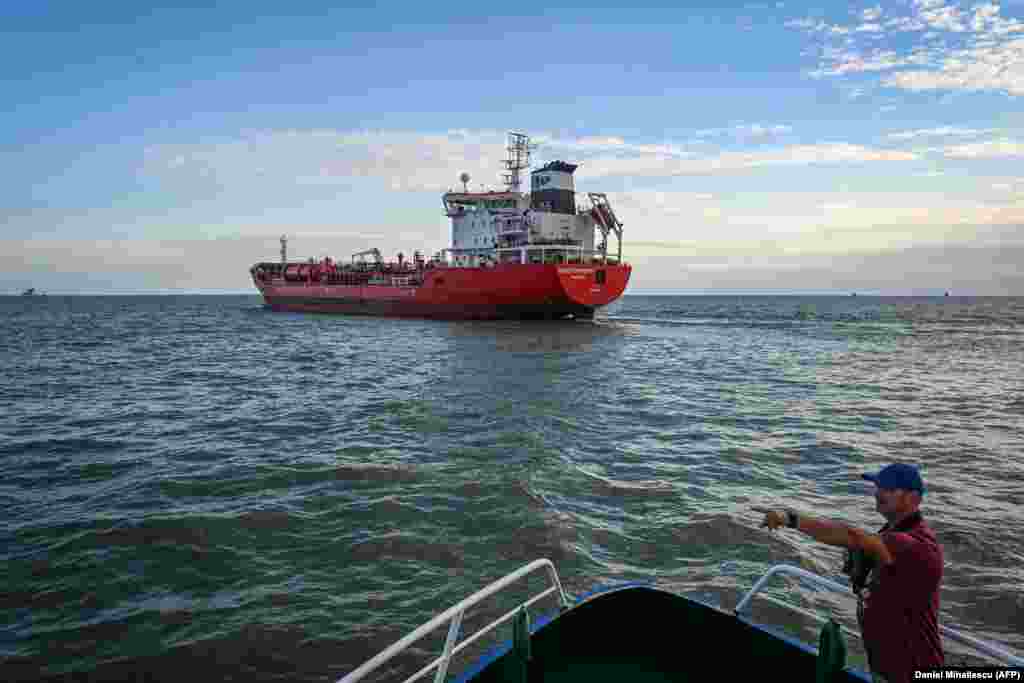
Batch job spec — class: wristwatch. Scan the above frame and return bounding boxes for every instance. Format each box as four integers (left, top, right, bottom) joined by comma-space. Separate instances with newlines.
786, 510, 799, 529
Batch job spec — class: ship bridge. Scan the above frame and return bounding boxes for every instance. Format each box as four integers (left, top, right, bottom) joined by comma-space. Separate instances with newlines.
442, 191, 521, 217
442, 190, 527, 267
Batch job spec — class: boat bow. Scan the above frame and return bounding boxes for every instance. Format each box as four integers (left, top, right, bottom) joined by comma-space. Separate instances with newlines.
334, 559, 1024, 683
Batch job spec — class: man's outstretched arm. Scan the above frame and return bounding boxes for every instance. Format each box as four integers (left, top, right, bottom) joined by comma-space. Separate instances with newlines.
753, 507, 893, 565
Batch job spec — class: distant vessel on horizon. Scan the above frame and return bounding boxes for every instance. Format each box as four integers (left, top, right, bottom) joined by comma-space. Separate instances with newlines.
21, 288, 42, 296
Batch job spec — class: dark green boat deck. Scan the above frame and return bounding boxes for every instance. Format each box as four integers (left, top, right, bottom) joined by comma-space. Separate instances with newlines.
458, 584, 869, 682
509, 654, 695, 682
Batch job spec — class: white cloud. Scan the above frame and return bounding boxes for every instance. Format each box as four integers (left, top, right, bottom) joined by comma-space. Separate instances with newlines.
542, 135, 694, 158
632, 243, 1024, 295
124, 128, 1021, 262
144, 129, 920, 204
694, 123, 792, 138
144, 129, 516, 194
573, 141, 916, 180
10, 173, 1024, 294
862, 6, 883, 21
810, 46, 933, 76
885, 15, 929, 32
741, 123, 793, 137
885, 126, 993, 140
787, 17, 837, 32
856, 22, 884, 33
917, 2, 968, 33
942, 138, 1024, 158
562, 136, 627, 149
882, 36, 1024, 96
788, 0, 1024, 96
602, 188, 1024, 257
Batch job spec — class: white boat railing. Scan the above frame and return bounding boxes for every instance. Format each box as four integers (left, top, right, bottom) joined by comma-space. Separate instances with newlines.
336, 559, 571, 683
734, 564, 1024, 668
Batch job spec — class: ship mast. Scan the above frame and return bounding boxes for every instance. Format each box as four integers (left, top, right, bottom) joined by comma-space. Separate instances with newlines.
502, 132, 532, 193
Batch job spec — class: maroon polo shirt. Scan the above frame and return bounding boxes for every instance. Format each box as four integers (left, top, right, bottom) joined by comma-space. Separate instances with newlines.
857, 512, 944, 682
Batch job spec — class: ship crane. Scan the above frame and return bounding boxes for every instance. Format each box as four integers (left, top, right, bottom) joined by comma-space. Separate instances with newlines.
351, 248, 383, 266
587, 193, 624, 264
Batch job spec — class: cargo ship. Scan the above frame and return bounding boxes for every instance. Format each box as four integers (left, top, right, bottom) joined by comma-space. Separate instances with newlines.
249, 132, 631, 319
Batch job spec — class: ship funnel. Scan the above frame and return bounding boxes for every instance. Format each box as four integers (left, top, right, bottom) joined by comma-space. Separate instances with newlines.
530, 161, 577, 214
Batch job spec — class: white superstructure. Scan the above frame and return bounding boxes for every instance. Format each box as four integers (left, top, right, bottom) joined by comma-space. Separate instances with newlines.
441, 132, 622, 267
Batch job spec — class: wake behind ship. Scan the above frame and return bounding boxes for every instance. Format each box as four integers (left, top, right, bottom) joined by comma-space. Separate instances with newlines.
249, 132, 631, 320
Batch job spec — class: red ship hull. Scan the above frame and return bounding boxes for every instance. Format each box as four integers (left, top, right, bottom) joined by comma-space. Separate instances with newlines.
253, 263, 631, 319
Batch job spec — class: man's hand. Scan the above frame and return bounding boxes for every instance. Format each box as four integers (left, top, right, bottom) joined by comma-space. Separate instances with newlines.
753, 507, 789, 531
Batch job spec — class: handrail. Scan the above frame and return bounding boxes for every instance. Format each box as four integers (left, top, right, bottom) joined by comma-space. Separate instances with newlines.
734, 564, 1024, 667
336, 559, 571, 683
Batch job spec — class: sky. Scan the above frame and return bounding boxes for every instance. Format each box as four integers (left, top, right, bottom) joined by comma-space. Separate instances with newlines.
3, 0, 1024, 295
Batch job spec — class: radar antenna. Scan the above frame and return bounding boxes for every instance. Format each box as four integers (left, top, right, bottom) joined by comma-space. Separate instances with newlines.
503, 132, 533, 193
459, 172, 471, 193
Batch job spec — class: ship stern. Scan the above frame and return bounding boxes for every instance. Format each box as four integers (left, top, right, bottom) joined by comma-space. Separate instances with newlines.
556, 263, 632, 309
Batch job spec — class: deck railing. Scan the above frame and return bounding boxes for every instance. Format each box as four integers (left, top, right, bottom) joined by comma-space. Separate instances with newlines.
734, 564, 1024, 668
336, 559, 571, 683
337, 561, 1022, 683
494, 247, 622, 265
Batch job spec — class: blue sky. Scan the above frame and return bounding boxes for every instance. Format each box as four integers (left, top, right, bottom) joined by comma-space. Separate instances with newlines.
3, 0, 1024, 294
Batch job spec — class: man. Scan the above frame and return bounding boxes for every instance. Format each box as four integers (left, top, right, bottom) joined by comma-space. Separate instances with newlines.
754, 463, 944, 683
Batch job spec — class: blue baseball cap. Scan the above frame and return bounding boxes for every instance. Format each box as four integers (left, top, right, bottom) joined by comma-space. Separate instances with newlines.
862, 463, 925, 495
